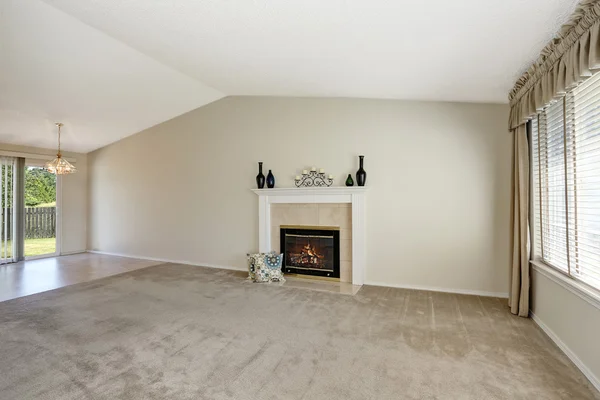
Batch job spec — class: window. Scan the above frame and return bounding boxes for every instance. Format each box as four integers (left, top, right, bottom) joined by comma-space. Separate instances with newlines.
532, 72, 600, 290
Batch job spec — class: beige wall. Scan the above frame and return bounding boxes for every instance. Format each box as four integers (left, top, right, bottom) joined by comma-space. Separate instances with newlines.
531, 268, 600, 388
87, 97, 510, 295
0, 143, 87, 254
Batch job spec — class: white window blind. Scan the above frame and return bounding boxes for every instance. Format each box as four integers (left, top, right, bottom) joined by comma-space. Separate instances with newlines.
0, 157, 15, 264
538, 100, 569, 273
569, 73, 600, 288
532, 72, 600, 290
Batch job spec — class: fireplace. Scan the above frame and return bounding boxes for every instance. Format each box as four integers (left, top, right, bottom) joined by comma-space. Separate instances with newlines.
280, 226, 340, 278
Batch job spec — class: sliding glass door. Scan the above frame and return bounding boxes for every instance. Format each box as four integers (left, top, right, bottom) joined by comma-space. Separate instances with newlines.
0, 157, 61, 264
0, 157, 16, 264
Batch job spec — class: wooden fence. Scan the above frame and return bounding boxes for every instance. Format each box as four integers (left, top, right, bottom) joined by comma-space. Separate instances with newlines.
1, 207, 56, 240
25, 207, 56, 239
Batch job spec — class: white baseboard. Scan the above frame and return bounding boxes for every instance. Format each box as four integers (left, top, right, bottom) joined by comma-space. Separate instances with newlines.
60, 250, 87, 256
531, 311, 600, 392
86, 250, 246, 272
365, 280, 509, 299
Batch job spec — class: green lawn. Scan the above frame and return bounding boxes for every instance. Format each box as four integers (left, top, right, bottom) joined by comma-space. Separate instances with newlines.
25, 238, 56, 257
1, 238, 56, 258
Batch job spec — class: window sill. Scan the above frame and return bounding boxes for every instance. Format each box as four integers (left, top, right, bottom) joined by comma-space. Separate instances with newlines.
531, 260, 600, 311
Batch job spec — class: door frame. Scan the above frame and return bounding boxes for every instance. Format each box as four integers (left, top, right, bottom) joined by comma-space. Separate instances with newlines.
23, 160, 61, 260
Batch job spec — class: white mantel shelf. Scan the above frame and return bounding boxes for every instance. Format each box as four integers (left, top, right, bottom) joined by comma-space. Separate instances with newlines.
252, 187, 368, 195
252, 186, 368, 285
252, 187, 368, 204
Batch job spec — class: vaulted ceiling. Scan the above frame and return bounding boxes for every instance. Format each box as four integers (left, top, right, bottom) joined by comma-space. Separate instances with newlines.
0, 0, 580, 153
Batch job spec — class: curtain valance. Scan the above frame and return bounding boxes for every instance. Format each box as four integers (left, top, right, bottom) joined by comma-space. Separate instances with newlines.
509, 0, 600, 129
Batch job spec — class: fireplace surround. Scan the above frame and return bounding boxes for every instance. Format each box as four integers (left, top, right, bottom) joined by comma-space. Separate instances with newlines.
252, 187, 367, 285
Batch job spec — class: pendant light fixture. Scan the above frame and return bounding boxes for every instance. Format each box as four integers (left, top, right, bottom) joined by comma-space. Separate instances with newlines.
45, 123, 76, 175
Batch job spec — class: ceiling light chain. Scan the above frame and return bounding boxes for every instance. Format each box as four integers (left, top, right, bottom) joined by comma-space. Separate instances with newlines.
56, 122, 63, 157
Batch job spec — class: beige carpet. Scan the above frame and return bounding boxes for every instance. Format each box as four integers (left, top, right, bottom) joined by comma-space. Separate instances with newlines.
0, 264, 597, 400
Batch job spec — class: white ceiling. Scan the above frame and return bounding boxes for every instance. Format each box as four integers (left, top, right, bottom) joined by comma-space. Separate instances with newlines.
0, 0, 223, 153
1, 0, 580, 153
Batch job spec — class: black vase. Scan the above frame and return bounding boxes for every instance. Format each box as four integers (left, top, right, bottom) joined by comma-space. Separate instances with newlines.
356, 155, 367, 186
266, 170, 275, 188
256, 162, 265, 189
345, 174, 354, 187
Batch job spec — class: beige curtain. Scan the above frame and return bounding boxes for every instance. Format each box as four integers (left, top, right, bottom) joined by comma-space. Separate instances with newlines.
509, 125, 530, 317
509, 1, 600, 129
507, 0, 600, 317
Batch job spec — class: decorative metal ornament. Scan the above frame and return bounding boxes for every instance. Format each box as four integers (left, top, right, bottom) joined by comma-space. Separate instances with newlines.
45, 123, 77, 175
294, 168, 333, 187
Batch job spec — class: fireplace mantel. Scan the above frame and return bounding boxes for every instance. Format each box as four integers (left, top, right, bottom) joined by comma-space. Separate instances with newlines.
252, 187, 368, 285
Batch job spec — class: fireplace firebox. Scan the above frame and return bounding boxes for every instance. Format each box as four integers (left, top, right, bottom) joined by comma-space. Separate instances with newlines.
280, 226, 340, 278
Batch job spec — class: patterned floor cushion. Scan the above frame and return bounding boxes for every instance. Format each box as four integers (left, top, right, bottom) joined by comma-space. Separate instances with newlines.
247, 252, 285, 283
